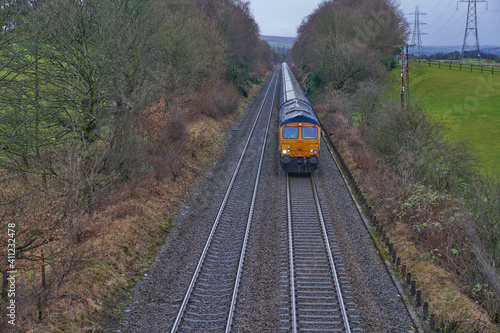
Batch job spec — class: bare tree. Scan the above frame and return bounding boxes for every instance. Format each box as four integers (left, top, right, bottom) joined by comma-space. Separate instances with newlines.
292, 0, 407, 91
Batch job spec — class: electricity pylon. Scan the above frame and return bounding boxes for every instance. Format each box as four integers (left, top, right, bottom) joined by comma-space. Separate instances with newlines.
410, 6, 427, 58
458, 0, 488, 60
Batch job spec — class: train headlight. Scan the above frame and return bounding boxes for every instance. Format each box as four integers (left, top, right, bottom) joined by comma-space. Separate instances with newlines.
313, 149, 318, 155
282, 149, 288, 155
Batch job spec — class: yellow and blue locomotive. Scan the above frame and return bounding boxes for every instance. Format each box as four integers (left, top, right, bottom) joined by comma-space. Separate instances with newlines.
279, 62, 320, 173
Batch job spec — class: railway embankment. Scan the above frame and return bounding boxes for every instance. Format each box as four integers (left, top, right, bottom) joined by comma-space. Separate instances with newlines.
0, 1, 273, 331
1, 80, 266, 332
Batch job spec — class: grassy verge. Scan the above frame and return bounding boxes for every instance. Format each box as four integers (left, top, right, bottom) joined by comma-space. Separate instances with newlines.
387, 62, 500, 174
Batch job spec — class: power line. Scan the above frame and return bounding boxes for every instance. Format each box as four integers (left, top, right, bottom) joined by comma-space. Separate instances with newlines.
428, 9, 459, 38
430, 9, 489, 44
426, 0, 455, 28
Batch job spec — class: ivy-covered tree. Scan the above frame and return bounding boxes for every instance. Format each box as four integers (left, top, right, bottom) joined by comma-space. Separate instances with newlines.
292, 0, 407, 93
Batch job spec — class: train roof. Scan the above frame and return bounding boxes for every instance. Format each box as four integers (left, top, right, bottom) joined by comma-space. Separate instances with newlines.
280, 100, 319, 126
279, 63, 318, 126
280, 62, 310, 108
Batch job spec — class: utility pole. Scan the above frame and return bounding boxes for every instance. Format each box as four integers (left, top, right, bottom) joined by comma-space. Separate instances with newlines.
458, 0, 488, 61
406, 45, 410, 106
401, 46, 405, 109
410, 6, 427, 58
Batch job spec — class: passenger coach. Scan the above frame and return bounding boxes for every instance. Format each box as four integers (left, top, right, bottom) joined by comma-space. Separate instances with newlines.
279, 62, 320, 173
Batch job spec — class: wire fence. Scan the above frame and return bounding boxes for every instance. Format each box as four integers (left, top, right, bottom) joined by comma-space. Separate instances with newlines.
413, 58, 499, 74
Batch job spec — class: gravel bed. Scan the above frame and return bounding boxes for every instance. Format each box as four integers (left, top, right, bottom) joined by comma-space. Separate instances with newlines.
233, 140, 417, 331
120, 71, 417, 332
230, 90, 282, 332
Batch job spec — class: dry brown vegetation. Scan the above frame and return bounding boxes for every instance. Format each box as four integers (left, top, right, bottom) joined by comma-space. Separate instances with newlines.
0, 99, 259, 331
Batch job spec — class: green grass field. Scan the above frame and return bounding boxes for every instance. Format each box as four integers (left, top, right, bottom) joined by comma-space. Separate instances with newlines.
387, 62, 500, 174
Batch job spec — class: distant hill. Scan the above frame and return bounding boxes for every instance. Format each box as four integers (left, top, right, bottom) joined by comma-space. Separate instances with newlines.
260, 38, 500, 57
260, 35, 297, 50
259, 39, 500, 57
260, 35, 297, 43
419, 45, 500, 56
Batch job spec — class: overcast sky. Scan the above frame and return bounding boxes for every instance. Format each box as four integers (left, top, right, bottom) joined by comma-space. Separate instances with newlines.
248, 0, 500, 47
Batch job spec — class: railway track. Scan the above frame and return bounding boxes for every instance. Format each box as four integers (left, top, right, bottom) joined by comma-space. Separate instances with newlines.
122, 64, 415, 332
282, 173, 361, 332
169, 67, 279, 332
122, 62, 416, 332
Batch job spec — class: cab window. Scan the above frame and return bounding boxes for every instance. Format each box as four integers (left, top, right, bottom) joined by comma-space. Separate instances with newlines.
283, 126, 299, 139
301, 127, 318, 139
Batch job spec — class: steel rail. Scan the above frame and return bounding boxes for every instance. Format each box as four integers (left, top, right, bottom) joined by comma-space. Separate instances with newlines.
286, 173, 351, 332
286, 174, 298, 333
170, 67, 280, 333
311, 175, 351, 333
225, 64, 279, 333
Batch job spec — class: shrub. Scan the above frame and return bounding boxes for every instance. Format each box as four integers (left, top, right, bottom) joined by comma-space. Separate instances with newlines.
192, 82, 239, 119
468, 176, 500, 268
366, 102, 477, 193
388, 184, 466, 258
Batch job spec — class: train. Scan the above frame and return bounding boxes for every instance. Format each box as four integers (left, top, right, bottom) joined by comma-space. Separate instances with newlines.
279, 62, 320, 173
